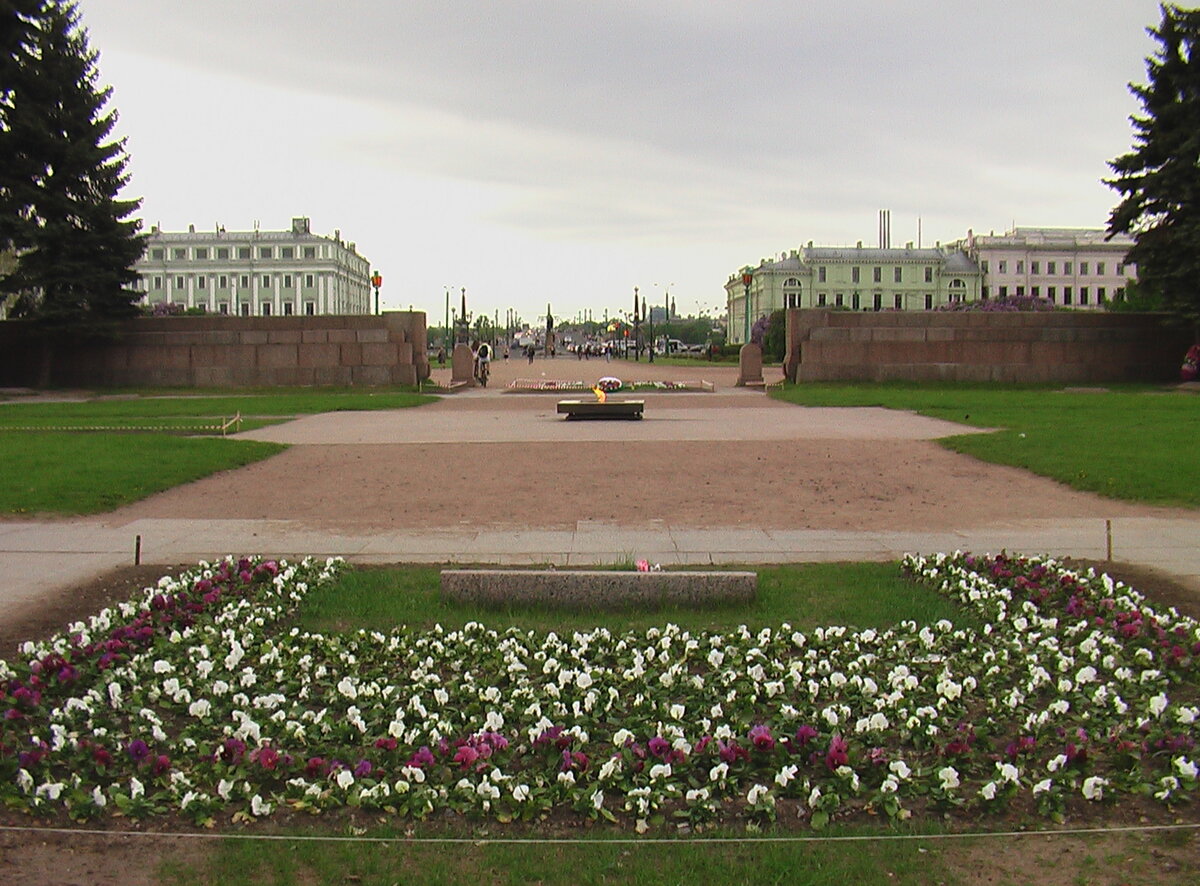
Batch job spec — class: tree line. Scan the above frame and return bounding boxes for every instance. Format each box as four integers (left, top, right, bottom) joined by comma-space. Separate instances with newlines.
0, 0, 144, 333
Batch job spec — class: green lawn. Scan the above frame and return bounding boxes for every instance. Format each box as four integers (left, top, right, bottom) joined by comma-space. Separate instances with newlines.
295, 562, 973, 637
772, 382, 1200, 508
0, 388, 435, 514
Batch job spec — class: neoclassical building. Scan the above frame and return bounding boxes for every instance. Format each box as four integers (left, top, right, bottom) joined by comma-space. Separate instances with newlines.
954, 227, 1136, 308
134, 217, 373, 316
725, 242, 983, 344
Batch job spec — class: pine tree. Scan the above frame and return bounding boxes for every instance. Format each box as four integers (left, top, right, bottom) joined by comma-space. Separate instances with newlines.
0, 1, 145, 331
1106, 4, 1200, 327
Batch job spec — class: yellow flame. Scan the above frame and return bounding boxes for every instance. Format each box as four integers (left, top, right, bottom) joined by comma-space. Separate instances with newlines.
592, 386, 606, 403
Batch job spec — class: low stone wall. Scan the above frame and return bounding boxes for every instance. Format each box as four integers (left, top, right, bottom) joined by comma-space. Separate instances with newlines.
441, 569, 757, 611
782, 310, 1193, 383
0, 312, 429, 387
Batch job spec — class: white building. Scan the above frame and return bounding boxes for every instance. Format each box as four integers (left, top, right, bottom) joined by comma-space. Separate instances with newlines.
956, 227, 1136, 309
135, 217, 372, 316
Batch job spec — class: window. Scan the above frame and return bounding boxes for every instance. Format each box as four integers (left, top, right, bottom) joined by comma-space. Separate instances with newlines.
924, 266, 933, 283
998, 260, 1007, 273
238, 247, 251, 259
284, 302, 294, 316
197, 275, 206, 289
262, 275, 270, 288
894, 267, 902, 283
1098, 287, 1107, 302
240, 303, 250, 316
240, 275, 249, 288
1064, 286, 1073, 305
835, 293, 844, 307
175, 275, 185, 289
216, 247, 230, 260
1064, 261, 1072, 274
1116, 263, 1125, 275
283, 275, 292, 288
195, 248, 208, 260
852, 267, 861, 283
1016, 260, 1024, 273
999, 285, 1008, 297
261, 303, 272, 316
893, 294, 903, 310
1031, 260, 1039, 274
872, 267, 881, 283
817, 293, 827, 306
218, 303, 229, 315
924, 294, 933, 310
1080, 287, 1089, 305
981, 260, 989, 273
303, 246, 316, 259
1080, 262, 1089, 275
281, 247, 294, 259
873, 293, 882, 310
1048, 286, 1057, 302
151, 248, 164, 260
1097, 262, 1105, 275
172, 248, 186, 260
1032, 285, 1040, 297
982, 285, 989, 299
305, 302, 315, 316
259, 247, 273, 259
219, 275, 228, 288
818, 267, 826, 283
304, 274, 314, 288
1047, 261, 1056, 274
1116, 286, 1126, 300
153, 276, 162, 289
1016, 285, 1025, 296
852, 293, 861, 310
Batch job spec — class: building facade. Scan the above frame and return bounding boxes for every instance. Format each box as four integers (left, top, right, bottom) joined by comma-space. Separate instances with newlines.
955, 227, 1136, 309
725, 243, 983, 344
134, 217, 372, 316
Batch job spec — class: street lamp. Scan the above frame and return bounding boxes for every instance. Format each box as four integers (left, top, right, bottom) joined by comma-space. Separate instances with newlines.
371, 271, 382, 315
632, 286, 641, 362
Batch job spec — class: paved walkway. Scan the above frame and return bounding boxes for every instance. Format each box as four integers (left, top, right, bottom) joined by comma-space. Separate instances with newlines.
2, 364, 1199, 619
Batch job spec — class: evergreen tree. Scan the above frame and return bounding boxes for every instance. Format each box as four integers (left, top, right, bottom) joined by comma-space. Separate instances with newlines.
1106, 4, 1200, 326
0, 1, 145, 330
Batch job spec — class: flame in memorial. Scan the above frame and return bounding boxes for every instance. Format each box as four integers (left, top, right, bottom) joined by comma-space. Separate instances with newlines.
592, 386, 607, 403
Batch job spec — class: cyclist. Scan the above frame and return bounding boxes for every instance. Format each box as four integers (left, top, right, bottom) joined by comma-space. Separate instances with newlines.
475, 340, 492, 386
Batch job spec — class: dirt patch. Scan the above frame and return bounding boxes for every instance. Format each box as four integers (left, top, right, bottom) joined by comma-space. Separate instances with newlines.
0, 830, 210, 886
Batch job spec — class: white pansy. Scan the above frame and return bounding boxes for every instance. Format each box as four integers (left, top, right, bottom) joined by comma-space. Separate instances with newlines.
979, 782, 997, 801
1081, 776, 1107, 801
1174, 757, 1199, 780
937, 767, 960, 791
335, 770, 354, 790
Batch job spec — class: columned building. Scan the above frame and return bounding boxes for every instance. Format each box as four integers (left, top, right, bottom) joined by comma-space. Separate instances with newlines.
955, 227, 1136, 309
134, 217, 372, 316
725, 243, 983, 344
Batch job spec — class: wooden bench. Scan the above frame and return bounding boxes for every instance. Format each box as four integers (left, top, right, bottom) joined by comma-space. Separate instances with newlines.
556, 399, 644, 420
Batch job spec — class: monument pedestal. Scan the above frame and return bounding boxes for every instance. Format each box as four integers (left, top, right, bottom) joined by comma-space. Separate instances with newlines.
451, 343, 476, 387
736, 342, 764, 387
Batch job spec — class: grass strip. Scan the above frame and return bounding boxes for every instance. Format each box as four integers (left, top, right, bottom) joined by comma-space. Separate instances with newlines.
295, 562, 973, 635
772, 382, 1200, 508
0, 432, 285, 515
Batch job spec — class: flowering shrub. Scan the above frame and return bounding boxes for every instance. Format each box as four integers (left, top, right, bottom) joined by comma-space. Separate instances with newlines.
935, 295, 1056, 312
1, 553, 1197, 828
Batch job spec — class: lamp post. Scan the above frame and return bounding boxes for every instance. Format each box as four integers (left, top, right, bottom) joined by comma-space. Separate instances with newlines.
741, 272, 753, 344
632, 287, 641, 361
371, 271, 382, 315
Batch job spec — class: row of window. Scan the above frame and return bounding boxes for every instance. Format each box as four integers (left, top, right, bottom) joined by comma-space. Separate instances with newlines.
163, 301, 318, 317
991, 284, 1122, 305
146, 273, 321, 290
983, 259, 1125, 276
809, 266, 938, 285
806, 292, 940, 310
149, 245, 323, 262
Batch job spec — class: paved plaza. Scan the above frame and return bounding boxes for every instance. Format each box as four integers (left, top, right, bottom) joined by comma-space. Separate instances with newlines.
1, 358, 1198, 624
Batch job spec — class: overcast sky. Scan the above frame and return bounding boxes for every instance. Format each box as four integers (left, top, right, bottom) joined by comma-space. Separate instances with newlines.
80, 0, 1163, 325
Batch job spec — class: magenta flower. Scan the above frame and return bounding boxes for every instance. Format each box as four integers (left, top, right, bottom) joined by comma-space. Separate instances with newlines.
825, 735, 849, 770
151, 754, 171, 776
126, 739, 151, 763
794, 725, 819, 747
453, 745, 480, 769
748, 724, 775, 752
647, 736, 670, 758
406, 746, 435, 769
353, 759, 373, 778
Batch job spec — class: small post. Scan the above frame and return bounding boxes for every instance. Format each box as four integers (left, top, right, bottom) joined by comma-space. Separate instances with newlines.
1105, 519, 1113, 562
134, 535, 142, 566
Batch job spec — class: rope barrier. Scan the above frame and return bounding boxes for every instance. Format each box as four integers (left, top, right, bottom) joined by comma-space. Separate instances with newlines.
0, 412, 243, 434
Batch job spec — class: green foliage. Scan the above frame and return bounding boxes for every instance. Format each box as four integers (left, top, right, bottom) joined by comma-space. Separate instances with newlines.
773, 382, 1200, 508
0, 1, 145, 332
295, 562, 972, 636
1104, 279, 1166, 313
1106, 4, 1200, 325
763, 308, 787, 360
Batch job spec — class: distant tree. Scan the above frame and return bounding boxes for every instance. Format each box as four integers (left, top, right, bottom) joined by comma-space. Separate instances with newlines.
1104, 278, 1166, 312
0, 1, 145, 331
1105, 4, 1200, 327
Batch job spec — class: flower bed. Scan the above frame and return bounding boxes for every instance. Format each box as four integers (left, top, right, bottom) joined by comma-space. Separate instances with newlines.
1, 553, 1197, 829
